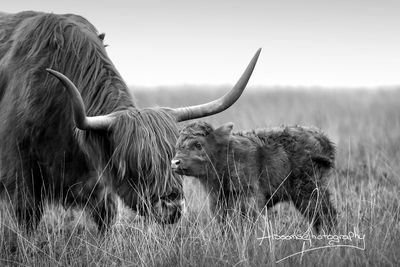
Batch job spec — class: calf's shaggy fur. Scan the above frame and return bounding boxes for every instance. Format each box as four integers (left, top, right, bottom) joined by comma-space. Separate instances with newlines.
172, 121, 337, 232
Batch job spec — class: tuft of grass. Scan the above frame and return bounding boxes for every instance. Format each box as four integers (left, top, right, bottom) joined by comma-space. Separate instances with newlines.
1, 87, 400, 266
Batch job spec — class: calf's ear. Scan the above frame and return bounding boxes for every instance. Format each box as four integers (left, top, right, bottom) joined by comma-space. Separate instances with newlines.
214, 122, 234, 136
98, 33, 105, 41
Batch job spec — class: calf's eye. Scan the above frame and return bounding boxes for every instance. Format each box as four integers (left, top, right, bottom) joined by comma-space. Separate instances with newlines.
194, 142, 202, 150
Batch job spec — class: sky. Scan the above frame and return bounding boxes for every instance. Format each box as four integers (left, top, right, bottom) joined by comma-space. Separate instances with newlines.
2, 0, 400, 88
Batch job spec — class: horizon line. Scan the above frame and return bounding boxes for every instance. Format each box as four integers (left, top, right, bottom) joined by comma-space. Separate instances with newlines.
129, 84, 400, 91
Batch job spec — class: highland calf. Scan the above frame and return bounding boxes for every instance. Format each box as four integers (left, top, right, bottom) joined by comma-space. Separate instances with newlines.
172, 122, 337, 232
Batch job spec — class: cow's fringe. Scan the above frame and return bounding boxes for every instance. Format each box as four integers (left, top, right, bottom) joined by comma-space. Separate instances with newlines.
111, 108, 181, 198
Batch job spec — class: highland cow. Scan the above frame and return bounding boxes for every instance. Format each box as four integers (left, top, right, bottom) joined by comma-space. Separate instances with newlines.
172, 122, 337, 232
0, 11, 260, 231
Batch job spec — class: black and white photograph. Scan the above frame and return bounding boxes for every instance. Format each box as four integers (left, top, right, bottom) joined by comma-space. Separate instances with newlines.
0, 0, 399, 266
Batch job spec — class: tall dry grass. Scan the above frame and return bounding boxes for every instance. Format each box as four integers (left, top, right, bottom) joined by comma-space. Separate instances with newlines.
1, 87, 399, 266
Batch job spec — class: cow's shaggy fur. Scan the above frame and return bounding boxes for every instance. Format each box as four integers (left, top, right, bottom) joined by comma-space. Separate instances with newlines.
0, 11, 183, 230
173, 121, 337, 232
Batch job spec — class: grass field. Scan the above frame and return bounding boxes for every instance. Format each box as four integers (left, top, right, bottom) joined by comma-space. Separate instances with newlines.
1, 87, 400, 266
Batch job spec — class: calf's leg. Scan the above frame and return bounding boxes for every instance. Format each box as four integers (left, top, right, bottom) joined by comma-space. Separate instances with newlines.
292, 184, 337, 233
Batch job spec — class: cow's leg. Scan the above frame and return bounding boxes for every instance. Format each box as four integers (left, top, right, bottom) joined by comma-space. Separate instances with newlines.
12, 167, 45, 231
88, 189, 117, 232
66, 180, 117, 232
1, 192, 42, 253
292, 184, 337, 233
15, 198, 43, 232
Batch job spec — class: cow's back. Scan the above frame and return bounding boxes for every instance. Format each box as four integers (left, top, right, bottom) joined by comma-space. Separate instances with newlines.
254, 126, 335, 176
0, 11, 41, 62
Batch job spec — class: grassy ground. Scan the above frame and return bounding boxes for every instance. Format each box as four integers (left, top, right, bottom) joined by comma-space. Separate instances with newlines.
1, 87, 400, 266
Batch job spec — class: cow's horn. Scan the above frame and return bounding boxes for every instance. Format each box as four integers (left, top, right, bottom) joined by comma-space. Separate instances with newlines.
46, 69, 115, 130
171, 48, 261, 122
